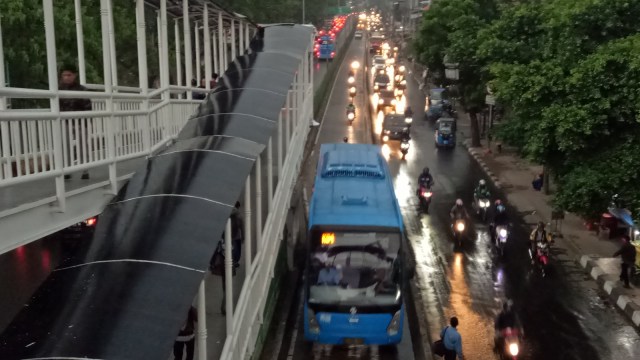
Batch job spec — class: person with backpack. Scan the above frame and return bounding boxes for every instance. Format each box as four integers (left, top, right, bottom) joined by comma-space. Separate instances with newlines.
434, 317, 464, 359
174, 306, 197, 360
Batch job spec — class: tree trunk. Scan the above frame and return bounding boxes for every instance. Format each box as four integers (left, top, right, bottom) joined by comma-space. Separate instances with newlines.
543, 165, 550, 195
470, 111, 481, 147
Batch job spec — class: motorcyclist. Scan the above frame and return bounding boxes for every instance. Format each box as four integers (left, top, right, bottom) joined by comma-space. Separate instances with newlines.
417, 167, 434, 189
490, 200, 509, 238
450, 199, 469, 220
494, 300, 520, 349
346, 102, 356, 114
474, 179, 491, 201
529, 221, 552, 263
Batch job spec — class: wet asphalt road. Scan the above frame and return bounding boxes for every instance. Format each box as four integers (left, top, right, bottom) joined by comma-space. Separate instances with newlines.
293, 32, 640, 360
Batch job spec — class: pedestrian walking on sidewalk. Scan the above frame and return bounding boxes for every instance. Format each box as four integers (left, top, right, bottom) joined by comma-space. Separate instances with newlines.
613, 235, 636, 288
439, 317, 464, 360
174, 306, 197, 360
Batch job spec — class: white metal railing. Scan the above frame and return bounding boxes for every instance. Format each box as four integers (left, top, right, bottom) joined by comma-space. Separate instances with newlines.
0, 86, 203, 188
219, 34, 315, 359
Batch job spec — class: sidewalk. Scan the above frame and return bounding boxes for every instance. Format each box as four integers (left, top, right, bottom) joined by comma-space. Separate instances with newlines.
463, 136, 640, 329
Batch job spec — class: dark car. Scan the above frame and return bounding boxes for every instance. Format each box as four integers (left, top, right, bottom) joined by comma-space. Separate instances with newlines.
373, 73, 390, 92
58, 216, 98, 240
425, 88, 449, 121
376, 89, 396, 113
381, 114, 410, 143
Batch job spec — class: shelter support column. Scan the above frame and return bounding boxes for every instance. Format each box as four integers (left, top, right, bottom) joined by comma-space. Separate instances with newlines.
174, 19, 182, 99
244, 177, 252, 274
73, 0, 86, 84
183, 0, 193, 99
195, 22, 201, 83
224, 219, 234, 334
255, 156, 262, 253
43, 0, 66, 211
197, 280, 207, 360
230, 18, 236, 59
135, 0, 150, 153
203, 4, 211, 90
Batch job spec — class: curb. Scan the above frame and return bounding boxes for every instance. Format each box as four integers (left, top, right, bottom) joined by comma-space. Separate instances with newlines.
462, 140, 502, 189
578, 255, 640, 328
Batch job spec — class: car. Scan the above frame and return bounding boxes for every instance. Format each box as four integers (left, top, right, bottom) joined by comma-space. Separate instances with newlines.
355, 31, 363, 39
435, 117, 456, 148
373, 73, 390, 92
425, 87, 449, 121
381, 114, 409, 143
57, 216, 98, 240
372, 56, 386, 71
376, 89, 397, 113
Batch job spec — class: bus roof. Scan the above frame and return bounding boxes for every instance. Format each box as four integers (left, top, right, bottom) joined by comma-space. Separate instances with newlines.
309, 144, 403, 230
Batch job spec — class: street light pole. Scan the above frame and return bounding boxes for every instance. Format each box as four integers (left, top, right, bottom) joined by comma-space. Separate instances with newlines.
302, 0, 305, 24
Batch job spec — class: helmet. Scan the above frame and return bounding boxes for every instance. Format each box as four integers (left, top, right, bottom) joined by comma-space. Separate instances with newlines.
497, 204, 506, 213
343, 137, 348, 143
495, 199, 502, 206
423, 167, 430, 174
537, 221, 545, 229
456, 199, 463, 206
503, 299, 513, 311
479, 179, 486, 186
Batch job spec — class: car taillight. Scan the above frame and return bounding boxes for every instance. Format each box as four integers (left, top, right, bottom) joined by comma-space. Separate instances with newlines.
86, 217, 97, 226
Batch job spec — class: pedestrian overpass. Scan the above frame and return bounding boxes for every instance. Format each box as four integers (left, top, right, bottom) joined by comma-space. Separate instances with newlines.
0, 1, 314, 359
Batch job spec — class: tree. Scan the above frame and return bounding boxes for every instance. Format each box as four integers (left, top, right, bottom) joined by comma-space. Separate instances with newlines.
413, 0, 498, 147
478, 0, 640, 217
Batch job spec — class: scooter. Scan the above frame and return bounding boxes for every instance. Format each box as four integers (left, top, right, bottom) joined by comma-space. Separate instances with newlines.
530, 241, 550, 277
452, 218, 466, 247
347, 109, 356, 125
349, 86, 357, 99
494, 225, 509, 257
495, 327, 521, 360
417, 185, 432, 212
400, 138, 410, 159
476, 197, 490, 222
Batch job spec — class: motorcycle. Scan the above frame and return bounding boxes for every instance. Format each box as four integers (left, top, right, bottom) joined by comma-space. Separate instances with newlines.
452, 218, 466, 247
349, 86, 357, 99
417, 185, 432, 212
494, 225, 509, 257
347, 109, 356, 125
496, 327, 521, 360
400, 138, 410, 159
476, 197, 490, 222
530, 241, 550, 277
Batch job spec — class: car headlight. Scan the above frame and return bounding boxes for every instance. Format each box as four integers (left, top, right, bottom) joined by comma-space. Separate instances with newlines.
378, 99, 384, 104
382, 135, 389, 142
374, 84, 379, 90
401, 80, 406, 85
499, 229, 508, 237
399, 65, 406, 72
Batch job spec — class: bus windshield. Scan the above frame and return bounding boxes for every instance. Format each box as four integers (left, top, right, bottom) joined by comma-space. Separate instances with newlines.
308, 231, 401, 307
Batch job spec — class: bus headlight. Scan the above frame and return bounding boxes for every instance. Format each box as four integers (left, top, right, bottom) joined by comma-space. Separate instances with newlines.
387, 310, 402, 336
307, 308, 320, 334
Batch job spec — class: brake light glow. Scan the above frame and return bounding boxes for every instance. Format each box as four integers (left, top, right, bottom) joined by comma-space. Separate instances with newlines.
86, 217, 97, 226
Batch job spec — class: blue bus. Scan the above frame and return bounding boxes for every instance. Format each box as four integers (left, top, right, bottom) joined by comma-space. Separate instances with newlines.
316, 34, 336, 60
304, 143, 408, 345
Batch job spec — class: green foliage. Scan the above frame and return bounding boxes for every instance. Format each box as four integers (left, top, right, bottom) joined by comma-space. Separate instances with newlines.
416, 0, 640, 217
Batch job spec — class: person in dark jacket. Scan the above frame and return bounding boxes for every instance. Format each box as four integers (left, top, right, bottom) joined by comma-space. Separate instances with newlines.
613, 235, 637, 288
174, 306, 197, 360
59, 64, 92, 180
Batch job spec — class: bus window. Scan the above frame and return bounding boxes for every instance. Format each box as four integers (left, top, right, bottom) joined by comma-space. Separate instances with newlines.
309, 231, 401, 306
